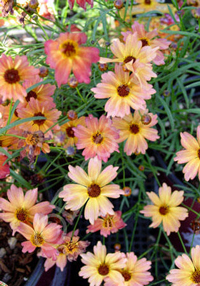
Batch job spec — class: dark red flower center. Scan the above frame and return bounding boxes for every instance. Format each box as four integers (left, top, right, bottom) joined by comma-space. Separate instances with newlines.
121, 270, 131, 281
98, 264, 109, 276
66, 126, 75, 137
197, 149, 200, 159
4, 68, 20, 84
117, 85, 130, 97
191, 269, 200, 283
33, 112, 46, 126
87, 184, 101, 197
145, 0, 151, 4
159, 206, 169, 215
92, 132, 103, 144
26, 90, 37, 102
61, 42, 77, 57
140, 38, 149, 47
124, 56, 136, 64
130, 124, 139, 134
16, 208, 28, 222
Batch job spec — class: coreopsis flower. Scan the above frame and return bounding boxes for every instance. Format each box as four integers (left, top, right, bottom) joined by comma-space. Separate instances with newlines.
0, 54, 39, 102
17, 213, 62, 257
174, 126, 200, 181
20, 75, 56, 107
43, 230, 90, 271
86, 211, 126, 237
17, 98, 61, 136
59, 157, 123, 224
67, 0, 93, 10
59, 116, 85, 148
166, 245, 200, 285
0, 185, 54, 234
79, 241, 127, 286
91, 64, 155, 118
105, 252, 153, 286
100, 33, 157, 85
74, 114, 119, 162
122, 21, 171, 65
0, 151, 10, 179
44, 32, 99, 87
112, 109, 159, 155
140, 183, 188, 235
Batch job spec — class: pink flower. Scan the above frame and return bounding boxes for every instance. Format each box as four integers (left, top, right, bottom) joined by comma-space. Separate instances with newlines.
0, 152, 10, 179
0, 185, 54, 234
122, 21, 171, 65
87, 211, 126, 237
74, 114, 119, 162
68, 0, 93, 10
44, 32, 99, 87
17, 213, 63, 258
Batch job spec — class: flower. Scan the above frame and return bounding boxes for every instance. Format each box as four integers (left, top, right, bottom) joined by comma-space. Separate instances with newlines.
87, 211, 126, 237
79, 241, 127, 286
44, 32, 99, 87
17, 98, 61, 136
174, 126, 200, 181
59, 156, 124, 224
91, 64, 155, 118
112, 109, 159, 155
166, 245, 200, 285
140, 183, 189, 235
74, 114, 119, 162
105, 252, 154, 286
43, 229, 90, 271
0, 151, 10, 179
100, 33, 157, 84
135, 0, 158, 12
0, 185, 54, 234
67, 0, 93, 10
59, 116, 85, 148
0, 54, 39, 102
17, 213, 62, 257
122, 21, 171, 65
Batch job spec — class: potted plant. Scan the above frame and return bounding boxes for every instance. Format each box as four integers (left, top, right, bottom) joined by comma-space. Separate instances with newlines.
0, 0, 200, 285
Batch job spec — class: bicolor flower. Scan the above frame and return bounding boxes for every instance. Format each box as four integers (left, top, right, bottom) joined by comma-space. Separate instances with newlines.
44, 32, 99, 87
140, 183, 188, 235
59, 157, 123, 224
174, 126, 200, 181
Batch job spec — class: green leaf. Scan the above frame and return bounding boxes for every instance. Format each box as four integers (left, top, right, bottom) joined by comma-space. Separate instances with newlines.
10, 169, 32, 189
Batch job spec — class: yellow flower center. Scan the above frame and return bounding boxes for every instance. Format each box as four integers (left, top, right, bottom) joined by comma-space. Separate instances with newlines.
191, 269, 200, 283
92, 132, 103, 144
103, 216, 113, 228
87, 184, 101, 197
33, 112, 46, 126
130, 124, 140, 134
26, 90, 37, 102
64, 241, 78, 253
124, 56, 136, 64
117, 85, 130, 97
66, 126, 75, 138
26, 133, 39, 146
61, 41, 78, 58
98, 264, 109, 276
31, 233, 44, 246
4, 68, 20, 84
121, 270, 132, 281
15, 208, 28, 222
159, 206, 169, 215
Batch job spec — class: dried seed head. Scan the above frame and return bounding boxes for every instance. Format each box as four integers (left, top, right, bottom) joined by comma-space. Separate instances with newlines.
123, 186, 132, 197
114, 243, 121, 251
114, 0, 124, 9
68, 76, 78, 88
138, 165, 145, 171
39, 66, 49, 78
67, 110, 78, 120
98, 63, 108, 72
163, 90, 170, 97
141, 114, 151, 125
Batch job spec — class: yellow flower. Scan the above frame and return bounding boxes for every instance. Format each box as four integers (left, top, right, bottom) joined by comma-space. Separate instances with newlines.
140, 183, 188, 235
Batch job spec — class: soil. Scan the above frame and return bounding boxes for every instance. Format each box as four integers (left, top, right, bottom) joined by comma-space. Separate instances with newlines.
0, 220, 39, 286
